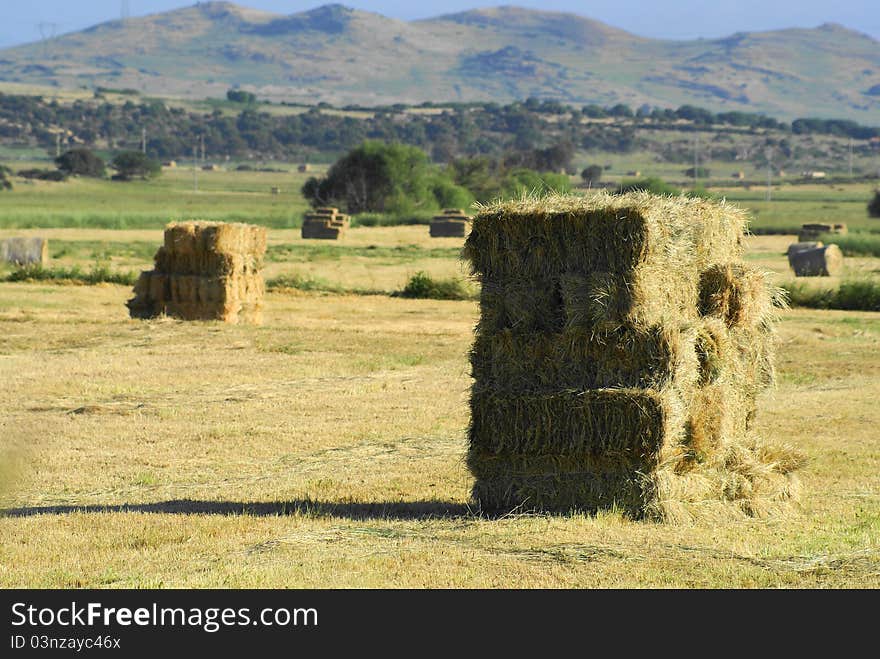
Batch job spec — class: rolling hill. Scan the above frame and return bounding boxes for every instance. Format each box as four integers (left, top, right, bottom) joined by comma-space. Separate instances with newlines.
0, 2, 877, 121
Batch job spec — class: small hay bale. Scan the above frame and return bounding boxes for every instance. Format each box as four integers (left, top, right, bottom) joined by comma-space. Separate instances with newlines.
430, 210, 471, 238
1, 237, 49, 266
126, 221, 266, 324
788, 244, 843, 277
302, 208, 350, 240
463, 191, 800, 521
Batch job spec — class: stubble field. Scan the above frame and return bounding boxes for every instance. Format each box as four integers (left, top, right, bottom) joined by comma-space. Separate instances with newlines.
1, 218, 878, 587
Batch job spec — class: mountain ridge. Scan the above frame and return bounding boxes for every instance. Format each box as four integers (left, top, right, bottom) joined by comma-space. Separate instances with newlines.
0, 2, 877, 121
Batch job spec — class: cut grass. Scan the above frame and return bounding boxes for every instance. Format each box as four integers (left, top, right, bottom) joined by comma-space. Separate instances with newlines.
0, 282, 878, 588
783, 279, 880, 312
5, 264, 137, 286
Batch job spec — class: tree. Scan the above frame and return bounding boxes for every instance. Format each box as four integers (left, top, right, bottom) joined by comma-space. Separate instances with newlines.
580, 164, 603, 185
111, 151, 161, 181
55, 148, 105, 177
869, 190, 880, 218
227, 89, 256, 104
302, 141, 471, 214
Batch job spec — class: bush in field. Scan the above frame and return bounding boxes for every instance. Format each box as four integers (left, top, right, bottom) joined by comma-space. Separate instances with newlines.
868, 190, 880, 218
397, 271, 471, 300
56, 148, 105, 178
684, 166, 711, 178
17, 168, 67, 182
615, 176, 680, 196
111, 151, 162, 181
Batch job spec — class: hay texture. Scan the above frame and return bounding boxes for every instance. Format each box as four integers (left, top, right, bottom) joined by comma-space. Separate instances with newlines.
302, 207, 350, 240
788, 244, 843, 277
463, 192, 802, 522
1, 237, 48, 266
127, 221, 266, 324
430, 209, 472, 238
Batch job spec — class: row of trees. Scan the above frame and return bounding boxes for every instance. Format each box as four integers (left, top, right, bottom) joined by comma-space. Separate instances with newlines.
2, 93, 876, 167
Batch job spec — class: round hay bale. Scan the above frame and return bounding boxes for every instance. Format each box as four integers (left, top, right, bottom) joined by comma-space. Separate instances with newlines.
788, 244, 843, 277
786, 241, 823, 259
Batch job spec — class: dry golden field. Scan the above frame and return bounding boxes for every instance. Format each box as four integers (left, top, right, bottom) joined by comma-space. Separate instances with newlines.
0, 226, 878, 587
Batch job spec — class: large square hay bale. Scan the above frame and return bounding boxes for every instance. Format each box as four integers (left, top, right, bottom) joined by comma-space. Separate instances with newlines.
127, 221, 266, 324
463, 192, 803, 521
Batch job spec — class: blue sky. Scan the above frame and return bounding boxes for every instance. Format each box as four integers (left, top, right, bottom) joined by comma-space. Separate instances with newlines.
2, 1, 878, 48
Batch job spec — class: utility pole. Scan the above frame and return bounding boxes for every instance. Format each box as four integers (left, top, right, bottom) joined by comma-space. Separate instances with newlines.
37, 22, 58, 57
200, 134, 205, 165
141, 127, 146, 154
693, 133, 699, 181
192, 145, 198, 193
765, 146, 773, 202
55, 132, 61, 158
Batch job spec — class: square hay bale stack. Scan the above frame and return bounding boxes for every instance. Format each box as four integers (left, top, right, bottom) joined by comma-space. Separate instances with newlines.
127, 221, 266, 324
301, 207, 350, 240
463, 192, 803, 521
430, 209, 472, 238
1, 237, 49, 266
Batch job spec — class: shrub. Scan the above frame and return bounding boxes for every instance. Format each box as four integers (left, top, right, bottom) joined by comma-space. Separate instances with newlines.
17, 168, 67, 181
396, 271, 472, 300
615, 177, 680, 195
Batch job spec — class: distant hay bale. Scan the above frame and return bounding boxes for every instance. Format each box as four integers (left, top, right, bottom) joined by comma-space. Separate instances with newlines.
463, 191, 801, 522
127, 221, 266, 324
1, 237, 49, 266
788, 244, 843, 277
302, 207, 350, 240
798, 223, 847, 242
430, 209, 472, 238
